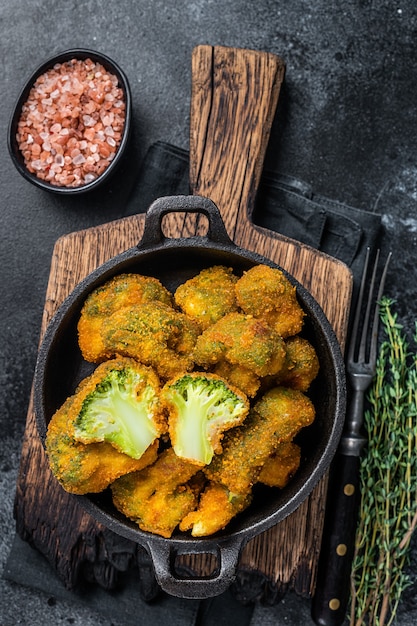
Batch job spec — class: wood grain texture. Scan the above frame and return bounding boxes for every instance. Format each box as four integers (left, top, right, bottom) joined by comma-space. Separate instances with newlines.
189, 45, 284, 239
14, 45, 353, 598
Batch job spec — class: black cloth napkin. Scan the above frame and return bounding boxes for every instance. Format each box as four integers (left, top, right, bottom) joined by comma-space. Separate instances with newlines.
4, 140, 384, 625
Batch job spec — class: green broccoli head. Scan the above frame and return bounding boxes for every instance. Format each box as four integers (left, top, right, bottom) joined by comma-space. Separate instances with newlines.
74, 360, 165, 459
162, 372, 249, 466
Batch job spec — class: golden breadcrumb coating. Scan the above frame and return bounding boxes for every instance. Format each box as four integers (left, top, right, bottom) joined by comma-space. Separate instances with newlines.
257, 442, 301, 488
276, 336, 320, 391
235, 264, 305, 338
111, 448, 203, 538
194, 312, 287, 377
179, 481, 251, 537
174, 265, 238, 330
78, 273, 173, 362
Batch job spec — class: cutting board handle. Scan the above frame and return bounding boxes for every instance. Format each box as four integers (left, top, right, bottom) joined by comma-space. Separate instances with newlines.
189, 44, 285, 239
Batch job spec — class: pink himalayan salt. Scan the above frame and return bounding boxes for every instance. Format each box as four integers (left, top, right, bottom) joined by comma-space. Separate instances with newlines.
16, 57, 126, 188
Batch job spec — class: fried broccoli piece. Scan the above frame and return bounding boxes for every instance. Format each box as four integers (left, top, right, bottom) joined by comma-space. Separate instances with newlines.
45, 361, 165, 495
46, 404, 158, 495
97, 301, 200, 380
235, 264, 305, 338
276, 336, 320, 391
161, 372, 250, 466
213, 360, 261, 398
254, 385, 315, 442
78, 273, 173, 362
257, 442, 301, 488
193, 312, 287, 377
174, 265, 238, 330
73, 357, 166, 459
111, 448, 203, 538
179, 481, 251, 537
205, 386, 315, 495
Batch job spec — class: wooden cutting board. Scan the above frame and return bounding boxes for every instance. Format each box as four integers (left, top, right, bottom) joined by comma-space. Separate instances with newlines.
14, 45, 352, 598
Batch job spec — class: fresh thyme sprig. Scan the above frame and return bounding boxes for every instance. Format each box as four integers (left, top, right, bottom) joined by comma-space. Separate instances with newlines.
350, 297, 417, 626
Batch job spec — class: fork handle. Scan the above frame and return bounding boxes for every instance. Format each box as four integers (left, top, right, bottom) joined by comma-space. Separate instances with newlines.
311, 449, 363, 626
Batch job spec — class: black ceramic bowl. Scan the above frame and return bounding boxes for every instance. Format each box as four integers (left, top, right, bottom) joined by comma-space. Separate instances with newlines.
7, 48, 132, 194
34, 196, 347, 599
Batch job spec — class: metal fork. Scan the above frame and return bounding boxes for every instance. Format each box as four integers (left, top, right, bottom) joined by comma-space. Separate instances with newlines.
343, 248, 392, 457
312, 248, 392, 626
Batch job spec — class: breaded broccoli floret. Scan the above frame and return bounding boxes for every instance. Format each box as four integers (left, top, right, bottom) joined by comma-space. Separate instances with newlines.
174, 265, 238, 330
213, 360, 261, 398
193, 312, 287, 377
98, 301, 200, 380
179, 481, 251, 537
257, 442, 301, 488
74, 358, 166, 459
276, 336, 320, 391
46, 401, 158, 495
45, 357, 163, 494
111, 447, 204, 538
78, 273, 173, 362
235, 264, 305, 338
162, 372, 250, 466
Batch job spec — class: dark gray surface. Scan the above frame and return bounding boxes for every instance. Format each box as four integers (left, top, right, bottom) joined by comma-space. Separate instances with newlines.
1, 1, 417, 625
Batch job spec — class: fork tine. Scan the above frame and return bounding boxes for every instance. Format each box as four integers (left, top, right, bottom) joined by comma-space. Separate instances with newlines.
358, 249, 380, 363
347, 248, 392, 365
368, 250, 392, 366
347, 247, 370, 364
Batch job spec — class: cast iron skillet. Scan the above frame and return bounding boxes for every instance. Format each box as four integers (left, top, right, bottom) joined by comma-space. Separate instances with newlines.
34, 194, 346, 599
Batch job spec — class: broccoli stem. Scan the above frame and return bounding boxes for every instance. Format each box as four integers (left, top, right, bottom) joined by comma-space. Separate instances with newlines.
173, 391, 214, 464
105, 386, 158, 456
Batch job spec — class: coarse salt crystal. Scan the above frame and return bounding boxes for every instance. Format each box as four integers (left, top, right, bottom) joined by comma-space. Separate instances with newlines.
83, 114, 95, 127
84, 173, 97, 184
72, 154, 86, 165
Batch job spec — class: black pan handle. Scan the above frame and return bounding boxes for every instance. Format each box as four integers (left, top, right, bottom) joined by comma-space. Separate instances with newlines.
145, 537, 242, 599
311, 449, 362, 626
138, 194, 235, 248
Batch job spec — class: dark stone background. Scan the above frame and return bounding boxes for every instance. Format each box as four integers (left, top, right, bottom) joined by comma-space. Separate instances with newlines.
1, 1, 416, 624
